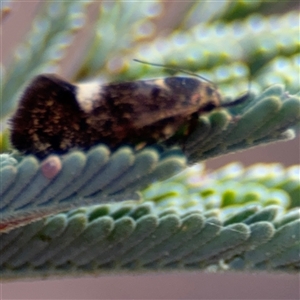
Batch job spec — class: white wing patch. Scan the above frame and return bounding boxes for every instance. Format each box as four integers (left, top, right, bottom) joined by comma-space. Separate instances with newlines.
76, 82, 102, 113
152, 79, 170, 91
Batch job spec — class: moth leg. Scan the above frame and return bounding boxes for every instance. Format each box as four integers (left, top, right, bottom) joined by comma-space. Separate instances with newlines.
161, 112, 199, 148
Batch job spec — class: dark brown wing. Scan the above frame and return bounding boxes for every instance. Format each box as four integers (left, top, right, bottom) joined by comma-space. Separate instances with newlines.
98, 77, 215, 128
10, 74, 84, 157
9, 75, 221, 158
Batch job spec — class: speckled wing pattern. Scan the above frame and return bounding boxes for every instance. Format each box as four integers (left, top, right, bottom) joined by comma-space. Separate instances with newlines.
10, 75, 222, 158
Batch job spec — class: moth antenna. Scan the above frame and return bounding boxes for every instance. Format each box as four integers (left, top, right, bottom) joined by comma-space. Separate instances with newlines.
221, 93, 249, 107
133, 59, 215, 85
221, 81, 251, 107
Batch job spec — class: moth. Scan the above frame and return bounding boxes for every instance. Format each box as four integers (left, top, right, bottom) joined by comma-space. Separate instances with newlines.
10, 65, 248, 158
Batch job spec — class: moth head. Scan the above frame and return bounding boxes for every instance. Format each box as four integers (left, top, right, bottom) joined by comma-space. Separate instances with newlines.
198, 84, 249, 114
196, 83, 223, 113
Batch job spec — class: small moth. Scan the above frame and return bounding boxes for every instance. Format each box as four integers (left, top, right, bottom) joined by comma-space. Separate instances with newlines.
10, 65, 248, 158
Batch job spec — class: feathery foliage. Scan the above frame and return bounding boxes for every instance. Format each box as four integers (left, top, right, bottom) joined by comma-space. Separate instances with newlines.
0, 1, 299, 280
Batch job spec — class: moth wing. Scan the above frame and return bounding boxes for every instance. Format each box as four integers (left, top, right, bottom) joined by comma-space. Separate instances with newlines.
102, 77, 203, 128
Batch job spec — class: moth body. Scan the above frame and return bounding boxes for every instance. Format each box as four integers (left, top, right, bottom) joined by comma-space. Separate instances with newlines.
10, 74, 244, 158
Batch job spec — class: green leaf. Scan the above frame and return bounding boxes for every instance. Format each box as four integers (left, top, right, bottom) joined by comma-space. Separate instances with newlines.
1, 2, 91, 118
1, 1, 299, 280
